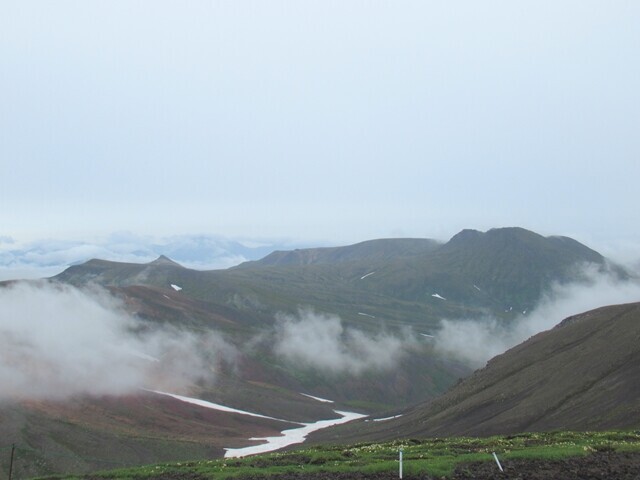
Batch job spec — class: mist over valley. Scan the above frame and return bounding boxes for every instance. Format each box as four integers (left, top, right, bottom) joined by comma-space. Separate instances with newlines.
2, 227, 640, 477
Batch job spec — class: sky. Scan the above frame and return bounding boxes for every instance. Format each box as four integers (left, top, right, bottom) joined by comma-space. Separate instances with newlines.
1, 1, 639, 255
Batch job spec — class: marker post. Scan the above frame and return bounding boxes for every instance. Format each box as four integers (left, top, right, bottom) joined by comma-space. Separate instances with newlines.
492, 451, 504, 472
9, 444, 15, 480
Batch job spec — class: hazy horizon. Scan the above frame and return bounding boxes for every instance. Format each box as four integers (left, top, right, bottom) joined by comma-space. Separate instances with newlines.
1, 226, 639, 283
2, 1, 639, 263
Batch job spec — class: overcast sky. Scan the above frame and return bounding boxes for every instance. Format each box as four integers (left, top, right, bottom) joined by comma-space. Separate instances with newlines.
1, 1, 639, 252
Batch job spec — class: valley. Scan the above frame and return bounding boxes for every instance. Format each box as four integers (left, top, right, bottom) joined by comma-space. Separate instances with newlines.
1, 227, 639, 479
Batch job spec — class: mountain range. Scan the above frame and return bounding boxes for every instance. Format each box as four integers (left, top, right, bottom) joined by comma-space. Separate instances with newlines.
0, 227, 635, 478
56, 227, 620, 327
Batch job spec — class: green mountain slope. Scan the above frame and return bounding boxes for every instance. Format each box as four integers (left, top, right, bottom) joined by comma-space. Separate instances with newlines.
355, 227, 613, 312
239, 238, 441, 266
56, 227, 618, 327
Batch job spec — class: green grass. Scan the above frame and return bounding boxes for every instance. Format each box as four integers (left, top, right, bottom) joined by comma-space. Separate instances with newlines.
40, 430, 640, 480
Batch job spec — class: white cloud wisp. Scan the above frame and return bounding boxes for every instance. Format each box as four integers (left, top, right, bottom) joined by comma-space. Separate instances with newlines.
433, 268, 640, 367
273, 309, 417, 374
0, 282, 232, 401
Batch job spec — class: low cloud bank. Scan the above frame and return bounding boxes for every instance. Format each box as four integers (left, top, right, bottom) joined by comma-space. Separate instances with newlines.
0, 233, 303, 280
434, 268, 640, 367
0, 282, 232, 401
273, 309, 417, 374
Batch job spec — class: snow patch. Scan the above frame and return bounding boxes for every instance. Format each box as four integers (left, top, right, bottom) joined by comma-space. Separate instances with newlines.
473, 285, 482, 291
372, 414, 403, 422
360, 272, 375, 280
145, 391, 365, 458
431, 293, 446, 300
300, 393, 334, 403
129, 351, 160, 362
357, 312, 376, 318
170, 284, 182, 291
420, 333, 434, 338
224, 410, 366, 458
146, 390, 285, 421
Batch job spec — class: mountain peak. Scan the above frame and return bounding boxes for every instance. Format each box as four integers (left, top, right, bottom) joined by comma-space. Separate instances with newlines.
446, 228, 483, 245
447, 227, 540, 246
148, 255, 183, 267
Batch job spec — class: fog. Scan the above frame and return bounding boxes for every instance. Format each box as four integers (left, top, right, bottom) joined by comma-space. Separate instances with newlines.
3, 266, 638, 401
0, 233, 304, 281
273, 309, 417, 374
0, 282, 232, 401
434, 267, 640, 366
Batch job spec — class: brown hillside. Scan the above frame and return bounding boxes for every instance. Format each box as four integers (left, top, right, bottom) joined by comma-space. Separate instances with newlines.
313, 302, 640, 443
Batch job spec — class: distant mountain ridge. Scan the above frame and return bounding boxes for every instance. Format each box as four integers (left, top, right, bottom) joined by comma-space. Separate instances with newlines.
240, 238, 441, 266
55, 227, 623, 323
0, 234, 301, 279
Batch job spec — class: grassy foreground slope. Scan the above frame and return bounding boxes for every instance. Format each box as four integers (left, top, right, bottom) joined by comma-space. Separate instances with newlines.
36, 430, 640, 480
